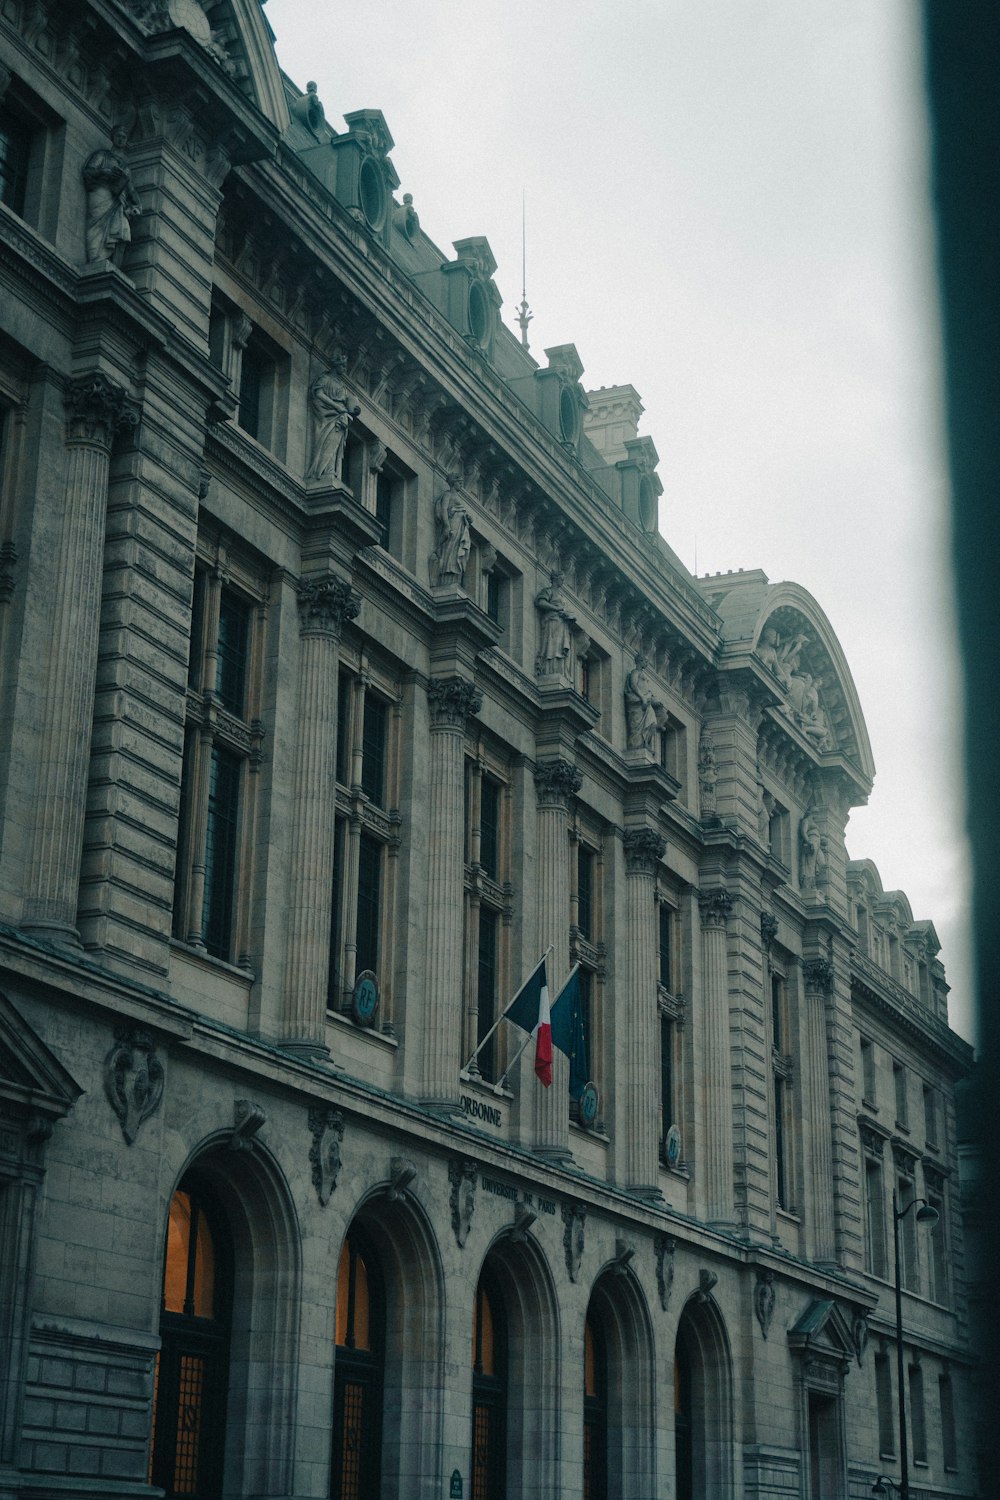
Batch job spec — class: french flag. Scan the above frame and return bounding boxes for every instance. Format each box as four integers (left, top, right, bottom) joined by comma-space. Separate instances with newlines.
505, 958, 553, 1087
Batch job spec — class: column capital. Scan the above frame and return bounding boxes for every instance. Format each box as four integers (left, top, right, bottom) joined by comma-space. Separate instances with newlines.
533, 757, 582, 808
623, 826, 666, 874
428, 674, 481, 729
802, 957, 835, 994
297, 574, 360, 637
698, 887, 733, 929
64, 372, 139, 449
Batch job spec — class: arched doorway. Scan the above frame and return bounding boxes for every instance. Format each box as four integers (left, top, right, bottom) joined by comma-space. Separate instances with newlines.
583, 1311, 608, 1500
673, 1296, 735, 1497
471, 1267, 507, 1500
331, 1226, 385, 1500
151, 1176, 233, 1499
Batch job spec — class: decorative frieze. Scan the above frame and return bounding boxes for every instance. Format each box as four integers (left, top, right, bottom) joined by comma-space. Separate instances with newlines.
449, 1158, 477, 1247
562, 1201, 586, 1281
103, 1028, 163, 1145
308, 1107, 344, 1205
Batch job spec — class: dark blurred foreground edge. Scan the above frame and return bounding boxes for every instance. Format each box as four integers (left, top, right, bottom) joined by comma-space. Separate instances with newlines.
922, 4, 1000, 1489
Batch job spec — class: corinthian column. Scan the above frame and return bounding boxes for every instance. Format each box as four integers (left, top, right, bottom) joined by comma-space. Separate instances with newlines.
621, 828, 666, 1196
421, 676, 481, 1105
532, 757, 581, 1158
23, 374, 139, 942
282, 575, 360, 1055
699, 887, 734, 1223
802, 957, 837, 1264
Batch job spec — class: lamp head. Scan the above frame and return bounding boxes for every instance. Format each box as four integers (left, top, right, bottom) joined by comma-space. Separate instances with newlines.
916, 1201, 940, 1227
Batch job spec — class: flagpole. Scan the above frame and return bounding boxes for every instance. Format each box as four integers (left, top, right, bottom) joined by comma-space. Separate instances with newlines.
460, 946, 553, 1074
495, 1028, 535, 1093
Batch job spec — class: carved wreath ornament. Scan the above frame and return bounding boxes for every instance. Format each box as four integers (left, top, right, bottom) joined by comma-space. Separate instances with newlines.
103, 1026, 164, 1144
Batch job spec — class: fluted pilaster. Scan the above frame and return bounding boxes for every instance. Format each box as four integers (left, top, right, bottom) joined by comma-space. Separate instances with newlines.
699, 887, 734, 1222
532, 758, 581, 1156
621, 828, 666, 1193
23, 375, 139, 940
803, 957, 837, 1263
282, 576, 360, 1053
421, 676, 481, 1103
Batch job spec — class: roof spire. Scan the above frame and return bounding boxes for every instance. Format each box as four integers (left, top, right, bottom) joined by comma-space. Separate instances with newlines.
516, 188, 533, 349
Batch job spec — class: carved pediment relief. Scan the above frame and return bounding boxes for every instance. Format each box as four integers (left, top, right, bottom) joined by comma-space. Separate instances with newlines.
0, 993, 83, 1159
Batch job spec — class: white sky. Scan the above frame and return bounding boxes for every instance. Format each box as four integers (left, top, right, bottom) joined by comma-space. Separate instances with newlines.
264, 0, 973, 1042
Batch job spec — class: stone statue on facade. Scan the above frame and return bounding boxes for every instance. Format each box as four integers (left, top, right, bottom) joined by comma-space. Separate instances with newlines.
698, 734, 718, 817
756, 625, 808, 691
306, 354, 360, 484
83, 126, 141, 265
799, 810, 828, 891
535, 571, 575, 677
432, 477, 471, 586
624, 654, 663, 754
786, 671, 833, 750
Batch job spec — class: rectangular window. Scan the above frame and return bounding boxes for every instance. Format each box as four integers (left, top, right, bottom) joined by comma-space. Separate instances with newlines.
355, 833, 381, 978
876, 1349, 895, 1457
923, 1084, 939, 1147
898, 1175, 918, 1290
909, 1363, 927, 1464
238, 342, 265, 439
860, 1036, 876, 1104
774, 1074, 789, 1210
927, 1189, 947, 1304
856, 903, 870, 952
361, 695, 388, 806
577, 847, 594, 941
0, 103, 30, 216
486, 565, 502, 625
659, 1013, 674, 1149
771, 974, 785, 1053
865, 1158, 886, 1278
375, 468, 395, 550
336, 670, 353, 786
658, 903, 673, 991
578, 967, 593, 1082
939, 1372, 957, 1470
893, 1062, 908, 1128
233, 325, 284, 454
215, 590, 250, 715
173, 555, 263, 966
479, 776, 501, 881
476, 906, 499, 1083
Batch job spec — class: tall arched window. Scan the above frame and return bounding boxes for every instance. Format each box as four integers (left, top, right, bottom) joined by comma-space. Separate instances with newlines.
331, 1228, 384, 1500
151, 1177, 233, 1499
471, 1271, 507, 1500
584, 1313, 607, 1500
674, 1331, 693, 1500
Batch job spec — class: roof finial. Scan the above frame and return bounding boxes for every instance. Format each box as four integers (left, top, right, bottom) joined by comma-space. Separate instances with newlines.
517, 188, 533, 349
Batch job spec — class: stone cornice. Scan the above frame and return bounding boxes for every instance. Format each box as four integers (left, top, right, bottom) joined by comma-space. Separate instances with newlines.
851, 952, 972, 1074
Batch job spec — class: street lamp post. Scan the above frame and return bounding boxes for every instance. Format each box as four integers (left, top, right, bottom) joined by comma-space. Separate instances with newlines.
890, 1190, 939, 1500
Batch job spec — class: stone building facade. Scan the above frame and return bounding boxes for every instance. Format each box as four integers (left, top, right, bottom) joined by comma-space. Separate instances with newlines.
0, 3, 975, 1498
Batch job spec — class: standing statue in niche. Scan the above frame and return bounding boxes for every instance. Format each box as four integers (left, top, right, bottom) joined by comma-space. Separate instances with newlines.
306, 354, 360, 485
799, 810, 828, 891
624, 654, 663, 754
83, 126, 141, 265
698, 734, 718, 817
432, 478, 471, 586
535, 571, 575, 677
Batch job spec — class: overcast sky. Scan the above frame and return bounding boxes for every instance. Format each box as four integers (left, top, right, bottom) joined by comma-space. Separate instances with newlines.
264, 0, 973, 1041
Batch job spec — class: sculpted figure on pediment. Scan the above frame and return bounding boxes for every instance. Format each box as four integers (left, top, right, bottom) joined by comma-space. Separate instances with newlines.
787, 671, 834, 750
757, 624, 808, 691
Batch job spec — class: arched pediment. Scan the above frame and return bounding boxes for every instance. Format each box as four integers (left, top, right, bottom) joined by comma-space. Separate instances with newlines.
713, 575, 875, 787
204, 0, 290, 128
